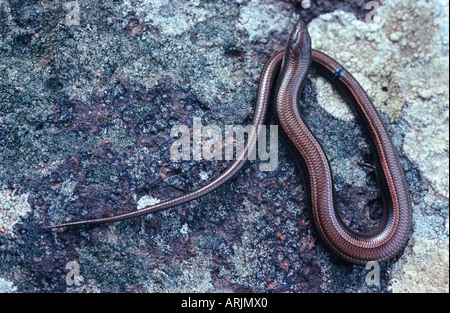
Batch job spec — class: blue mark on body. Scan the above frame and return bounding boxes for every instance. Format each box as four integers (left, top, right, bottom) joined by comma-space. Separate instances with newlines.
334, 67, 344, 80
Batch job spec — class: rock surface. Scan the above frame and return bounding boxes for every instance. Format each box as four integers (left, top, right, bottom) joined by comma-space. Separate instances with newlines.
0, 0, 448, 293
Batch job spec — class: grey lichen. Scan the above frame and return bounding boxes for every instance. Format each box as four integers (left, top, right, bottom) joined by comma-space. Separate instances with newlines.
0, 0, 448, 293
0, 277, 16, 293
0, 188, 31, 236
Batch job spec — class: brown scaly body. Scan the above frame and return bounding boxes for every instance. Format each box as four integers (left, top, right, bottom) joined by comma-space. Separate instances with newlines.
44, 21, 412, 265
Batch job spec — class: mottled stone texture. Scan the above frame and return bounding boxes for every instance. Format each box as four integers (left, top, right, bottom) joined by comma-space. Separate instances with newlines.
0, 0, 448, 293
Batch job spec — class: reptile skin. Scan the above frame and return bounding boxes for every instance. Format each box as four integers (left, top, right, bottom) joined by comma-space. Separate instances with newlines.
44, 21, 412, 265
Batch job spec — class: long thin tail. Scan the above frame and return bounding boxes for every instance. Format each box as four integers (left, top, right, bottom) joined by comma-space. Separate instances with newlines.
42, 52, 284, 229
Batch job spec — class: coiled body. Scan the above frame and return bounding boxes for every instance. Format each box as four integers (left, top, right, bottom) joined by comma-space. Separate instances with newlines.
45, 22, 412, 265
275, 22, 412, 264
